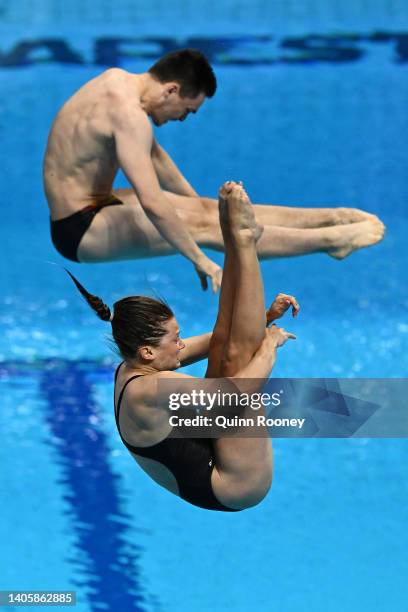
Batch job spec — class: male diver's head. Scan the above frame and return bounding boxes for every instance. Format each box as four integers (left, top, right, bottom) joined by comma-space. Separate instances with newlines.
146, 48, 217, 126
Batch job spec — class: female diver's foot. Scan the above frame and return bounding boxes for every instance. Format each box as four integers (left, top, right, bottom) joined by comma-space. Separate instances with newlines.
226, 183, 264, 244
218, 182, 234, 241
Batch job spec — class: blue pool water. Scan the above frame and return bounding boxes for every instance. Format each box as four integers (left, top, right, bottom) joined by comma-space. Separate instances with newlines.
1, 1, 408, 610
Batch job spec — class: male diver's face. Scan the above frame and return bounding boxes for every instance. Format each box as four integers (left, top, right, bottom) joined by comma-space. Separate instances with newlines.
154, 317, 185, 369
152, 85, 205, 126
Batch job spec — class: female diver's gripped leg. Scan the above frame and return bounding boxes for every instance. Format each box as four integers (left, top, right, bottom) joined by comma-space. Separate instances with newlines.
206, 184, 238, 377
221, 186, 266, 373
206, 182, 264, 376
208, 185, 273, 510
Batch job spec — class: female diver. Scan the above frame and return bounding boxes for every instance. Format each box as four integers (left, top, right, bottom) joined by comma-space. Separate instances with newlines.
68, 181, 298, 511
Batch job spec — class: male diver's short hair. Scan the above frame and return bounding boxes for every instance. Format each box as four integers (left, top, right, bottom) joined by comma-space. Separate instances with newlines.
148, 48, 217, 98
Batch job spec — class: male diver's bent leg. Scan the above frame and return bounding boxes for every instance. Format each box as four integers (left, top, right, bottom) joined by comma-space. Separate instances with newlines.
76, 188, 384, 263
167, 191, 380, 229
76, 188, 222, 262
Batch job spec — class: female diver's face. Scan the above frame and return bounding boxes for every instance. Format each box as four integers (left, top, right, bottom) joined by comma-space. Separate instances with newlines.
155, 317, 185, 370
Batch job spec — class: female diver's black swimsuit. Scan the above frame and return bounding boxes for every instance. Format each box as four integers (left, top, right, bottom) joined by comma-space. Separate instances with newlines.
114, 364, 239, 512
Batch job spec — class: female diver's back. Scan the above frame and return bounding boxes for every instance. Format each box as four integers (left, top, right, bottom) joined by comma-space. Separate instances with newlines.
114, 363, 239, 512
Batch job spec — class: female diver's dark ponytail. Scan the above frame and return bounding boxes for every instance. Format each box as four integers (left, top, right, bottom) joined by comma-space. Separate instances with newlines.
65, 269, 112, 322
66, 269, 174, 360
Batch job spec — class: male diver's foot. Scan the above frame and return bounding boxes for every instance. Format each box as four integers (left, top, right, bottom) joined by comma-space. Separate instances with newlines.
333, 207, 381, 226
226, 184, 264, 244
328, 219, 385, 259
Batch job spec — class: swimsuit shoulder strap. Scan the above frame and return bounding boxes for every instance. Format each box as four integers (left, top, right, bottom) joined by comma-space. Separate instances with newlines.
114, 361, 123, 384
113, 363, 145, 450
114, 363, 145, 423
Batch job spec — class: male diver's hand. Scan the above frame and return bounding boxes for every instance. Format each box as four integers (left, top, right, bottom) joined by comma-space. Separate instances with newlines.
265, 324, 296, 348
194, 255, 223, 294
266, 293, 300, 325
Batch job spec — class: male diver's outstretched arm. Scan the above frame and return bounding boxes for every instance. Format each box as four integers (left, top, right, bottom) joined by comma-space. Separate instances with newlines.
111, 102, 222, 293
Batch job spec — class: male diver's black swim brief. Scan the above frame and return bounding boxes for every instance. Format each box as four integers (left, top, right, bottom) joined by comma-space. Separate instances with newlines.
50, 196, 123, 262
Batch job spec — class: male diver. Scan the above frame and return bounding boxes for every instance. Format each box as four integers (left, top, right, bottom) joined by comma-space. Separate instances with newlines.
44, 48, 384, 293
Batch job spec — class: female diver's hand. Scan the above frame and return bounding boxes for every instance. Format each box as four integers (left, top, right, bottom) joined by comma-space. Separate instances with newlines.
266, 293, 300, 325
264, 324, 296, 348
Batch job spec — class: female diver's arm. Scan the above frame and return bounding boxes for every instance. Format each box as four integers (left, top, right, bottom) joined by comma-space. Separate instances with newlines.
179, 332, 212, 366
149, 326, 296, 413
179, 297, 299, 368
120, 329, 295, 450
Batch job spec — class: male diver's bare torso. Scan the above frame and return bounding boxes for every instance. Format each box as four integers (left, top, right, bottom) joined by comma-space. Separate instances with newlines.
44, 68, 143, 220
